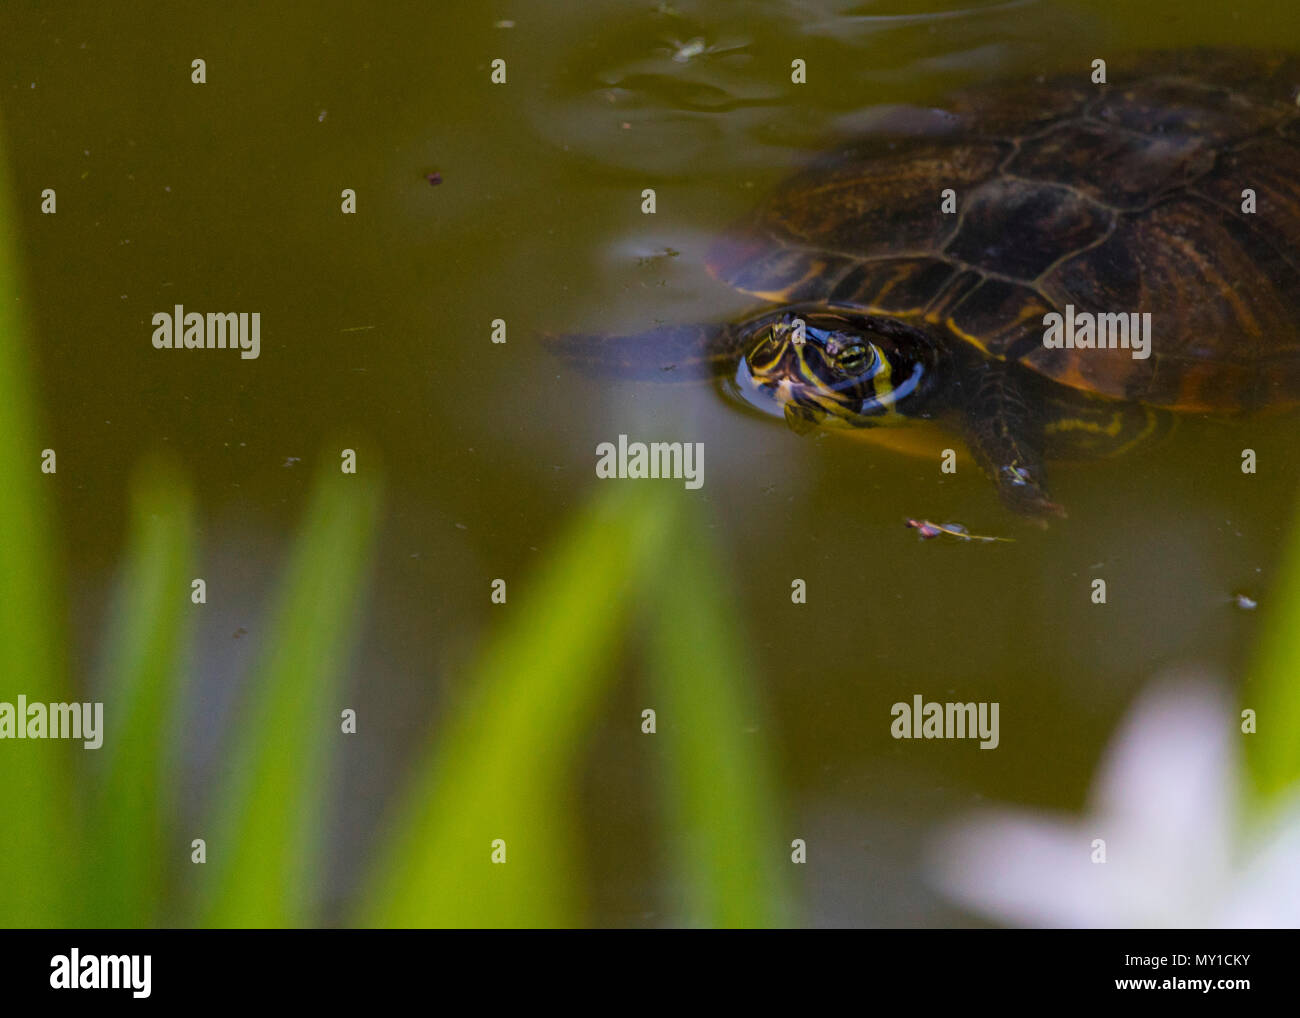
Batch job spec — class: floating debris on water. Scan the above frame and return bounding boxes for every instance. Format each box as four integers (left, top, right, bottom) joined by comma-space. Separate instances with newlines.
905, 519, 1013, 543
636, 247, 680, 267
1233, 593, 1258, 611
661, 35, 749, 64
668, 37, 708, 63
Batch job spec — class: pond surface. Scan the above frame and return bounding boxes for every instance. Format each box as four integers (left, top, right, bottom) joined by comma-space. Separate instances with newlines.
3, 0, 1299, 925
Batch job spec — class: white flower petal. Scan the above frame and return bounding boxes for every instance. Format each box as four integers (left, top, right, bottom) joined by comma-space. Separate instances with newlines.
1091, 676, 1235, 879
1220, 794, 1300, 928
928, 812, 1114, 927
928, 677, 1250, 928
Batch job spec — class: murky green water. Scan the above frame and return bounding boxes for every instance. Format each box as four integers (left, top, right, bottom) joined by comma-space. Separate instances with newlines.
3, 1, 1299, 926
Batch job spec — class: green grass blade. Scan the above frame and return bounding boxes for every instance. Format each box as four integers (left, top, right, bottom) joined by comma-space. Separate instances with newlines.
201, 460, 382, 927
86, 458, 195, 927
649, 498, 791, 928
364, 485, 675, 928
1246, 499, 1300, 809
0, 118, 73, 927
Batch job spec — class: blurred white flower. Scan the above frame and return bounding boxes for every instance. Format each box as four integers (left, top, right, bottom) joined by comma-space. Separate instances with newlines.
928, 679, 1300, 928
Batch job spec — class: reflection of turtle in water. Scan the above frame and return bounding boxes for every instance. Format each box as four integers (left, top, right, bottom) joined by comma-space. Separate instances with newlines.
553, 50, 1300, 517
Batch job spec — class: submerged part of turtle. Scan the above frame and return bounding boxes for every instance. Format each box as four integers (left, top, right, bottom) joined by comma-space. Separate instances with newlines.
551, 49, 1300, 517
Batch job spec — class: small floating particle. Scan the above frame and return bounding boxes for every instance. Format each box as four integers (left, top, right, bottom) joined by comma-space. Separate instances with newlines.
636, 247, 680, 267
233, 627, 247, 640
426, 171, 443, 186
670, 37, 708, 63
1234, 593, 1258, 610
495, 19, 515, 28
317, 110, 327, 122
283, 456, 301, 468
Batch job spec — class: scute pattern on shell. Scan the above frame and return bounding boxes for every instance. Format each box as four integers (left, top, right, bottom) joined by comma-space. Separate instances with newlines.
706, 50, 1300, 411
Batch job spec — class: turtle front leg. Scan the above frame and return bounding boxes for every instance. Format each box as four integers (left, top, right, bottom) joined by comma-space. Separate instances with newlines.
960, 360, 1065, 519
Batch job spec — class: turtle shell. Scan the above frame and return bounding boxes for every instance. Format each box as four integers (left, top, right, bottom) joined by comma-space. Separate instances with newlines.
706, 49, 1300, 411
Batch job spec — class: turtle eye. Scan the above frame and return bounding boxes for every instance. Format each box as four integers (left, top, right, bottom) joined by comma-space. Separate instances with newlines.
835, 343, 872, 375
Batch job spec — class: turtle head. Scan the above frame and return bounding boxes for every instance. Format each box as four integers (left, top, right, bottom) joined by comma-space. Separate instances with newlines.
732, 308, 937, 434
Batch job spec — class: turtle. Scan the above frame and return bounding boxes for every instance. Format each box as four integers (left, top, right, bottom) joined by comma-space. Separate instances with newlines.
551, 49, 1300, 517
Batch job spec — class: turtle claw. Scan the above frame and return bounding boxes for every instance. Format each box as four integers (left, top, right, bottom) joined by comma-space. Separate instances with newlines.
995, 465, 1067, 522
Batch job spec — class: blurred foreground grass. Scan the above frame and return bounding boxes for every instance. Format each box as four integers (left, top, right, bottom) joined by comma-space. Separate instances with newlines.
1246, 519, 1300, 812
0, 454, 789, 927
